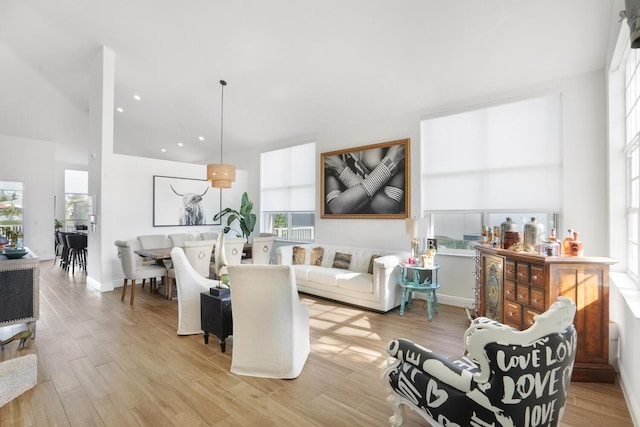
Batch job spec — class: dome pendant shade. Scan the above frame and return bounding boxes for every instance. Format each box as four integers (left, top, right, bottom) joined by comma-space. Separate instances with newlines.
207, 79, 235, 188
208, 163, 236, 189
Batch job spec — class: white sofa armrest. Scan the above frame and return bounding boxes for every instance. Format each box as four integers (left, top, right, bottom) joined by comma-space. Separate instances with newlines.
276, 245, 293, 265
373, 253, 405, 270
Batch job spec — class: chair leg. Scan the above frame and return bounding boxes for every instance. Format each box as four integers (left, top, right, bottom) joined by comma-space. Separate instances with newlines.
121, 279, 128, 301
130, 279, 136, 305
166, 277, 172, 300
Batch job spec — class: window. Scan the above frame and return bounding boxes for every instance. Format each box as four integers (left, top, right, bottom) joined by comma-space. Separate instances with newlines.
0, 181, 23, 244
421, 94, 563, 254
261, 143, 316, 241
625, 46, 640, 279
65, 170, 91, 231
426, 211, 559, 254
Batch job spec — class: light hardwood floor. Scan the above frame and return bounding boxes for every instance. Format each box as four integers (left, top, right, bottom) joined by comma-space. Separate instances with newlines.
0, 261, 634, 426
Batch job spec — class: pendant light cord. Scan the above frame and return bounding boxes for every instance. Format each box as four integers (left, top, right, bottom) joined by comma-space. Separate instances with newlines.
220, 79, 226, 164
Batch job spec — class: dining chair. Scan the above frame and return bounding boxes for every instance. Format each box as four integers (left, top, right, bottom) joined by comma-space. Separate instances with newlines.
54, 231, 64, 266
224, 237, 246, 267
241, 235, 276, 264
137, 234, 171, 249
66, 233, 87, 274
166, 239, 215, 300
58, 231, 72, 270
227, 264, 310, 378
114, 240, 167, 305
199, 231, 219, 241
170, 246, 219, 335
169, 233, 196, 247
183, 239, 215, 277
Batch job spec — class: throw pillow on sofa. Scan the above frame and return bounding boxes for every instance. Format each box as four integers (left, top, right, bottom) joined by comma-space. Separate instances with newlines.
368, 255, 380, 274
310, 247, 324, 266
292, 246, 306, 265
333, 252, 352, 269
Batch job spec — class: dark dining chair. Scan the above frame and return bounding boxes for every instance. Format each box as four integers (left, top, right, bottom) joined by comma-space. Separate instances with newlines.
66, 233, 88, 274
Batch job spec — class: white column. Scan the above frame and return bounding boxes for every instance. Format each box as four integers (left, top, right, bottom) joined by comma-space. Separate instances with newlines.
86, 47, 116, 291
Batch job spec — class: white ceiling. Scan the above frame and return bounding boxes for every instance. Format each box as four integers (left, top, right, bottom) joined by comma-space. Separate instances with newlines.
0, 0, 621, 164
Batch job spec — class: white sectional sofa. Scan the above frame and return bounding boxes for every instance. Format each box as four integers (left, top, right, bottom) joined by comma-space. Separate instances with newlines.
276, 244, 407, 312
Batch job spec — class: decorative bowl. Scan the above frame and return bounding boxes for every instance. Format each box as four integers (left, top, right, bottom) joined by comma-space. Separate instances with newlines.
2, 248, 29, 259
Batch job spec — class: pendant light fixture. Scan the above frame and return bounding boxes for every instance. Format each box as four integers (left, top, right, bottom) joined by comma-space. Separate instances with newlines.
207, 79, 236, 188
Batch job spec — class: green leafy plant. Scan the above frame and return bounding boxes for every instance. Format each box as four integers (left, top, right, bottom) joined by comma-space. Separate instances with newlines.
55, 218, 64, 230
213, 192, 256, 239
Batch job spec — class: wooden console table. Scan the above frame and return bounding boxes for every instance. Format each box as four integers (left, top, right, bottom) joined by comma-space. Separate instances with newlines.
0, 249, 39, 340
473, 244, 616, 383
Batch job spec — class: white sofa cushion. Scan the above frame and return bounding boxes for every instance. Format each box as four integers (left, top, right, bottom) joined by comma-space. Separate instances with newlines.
308, 267, 342, 287
337, 272, 373, 293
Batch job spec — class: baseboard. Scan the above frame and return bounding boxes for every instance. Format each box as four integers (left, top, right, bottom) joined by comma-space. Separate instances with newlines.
409, 293, 474, 309
617, 360, 640, 427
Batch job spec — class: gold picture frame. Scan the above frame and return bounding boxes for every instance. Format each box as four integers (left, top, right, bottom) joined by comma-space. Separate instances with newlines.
321, 138, 410, 219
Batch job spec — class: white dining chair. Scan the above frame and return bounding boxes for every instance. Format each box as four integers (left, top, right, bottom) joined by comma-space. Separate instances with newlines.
241, 235, 276, 264
137, 234, 171, 249
227, 264, 310, 378
114, 240, 167, 305
169, 233, 196, 247
171, 247, 219, 335
183, 239, 215, 277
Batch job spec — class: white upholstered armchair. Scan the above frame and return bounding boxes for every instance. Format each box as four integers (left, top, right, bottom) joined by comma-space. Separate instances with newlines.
382, 297, 577, 427
227, 264, 310, 379
171, 247, 221, 335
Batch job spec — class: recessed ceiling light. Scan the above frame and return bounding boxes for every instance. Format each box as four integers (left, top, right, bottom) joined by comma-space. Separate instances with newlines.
161, 148, 166, 153
198, 136, 205, 141
178, 142, 183, 147
133, 94, 141, 101
116, 107, 124, 113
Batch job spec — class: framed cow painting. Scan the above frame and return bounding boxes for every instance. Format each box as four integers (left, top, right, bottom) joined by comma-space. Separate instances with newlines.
153, 175, 221, 227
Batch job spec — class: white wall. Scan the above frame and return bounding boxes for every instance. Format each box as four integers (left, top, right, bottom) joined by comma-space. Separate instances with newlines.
0, 134, 56, 259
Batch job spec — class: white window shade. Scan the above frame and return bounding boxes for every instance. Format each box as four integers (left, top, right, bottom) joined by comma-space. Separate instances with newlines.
65, 169, 88, 194
261, 142, 315, 211
421, 94, 562, 211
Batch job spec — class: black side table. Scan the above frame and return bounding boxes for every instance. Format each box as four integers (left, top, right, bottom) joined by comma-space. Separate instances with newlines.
200, 288, 233, 352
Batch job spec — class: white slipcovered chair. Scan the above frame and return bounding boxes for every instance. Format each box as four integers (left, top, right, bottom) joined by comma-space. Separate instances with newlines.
166, 239, 215, 300
169, 233, 196, 247
114, 240, 167, 305
227, 264, 310, 379
171, 246, 220, 335
224, 237, 247, 266
241, 235, 276, 264
199, 231, 219, 241
183, 239, 215, 277
137, 234, 171, 249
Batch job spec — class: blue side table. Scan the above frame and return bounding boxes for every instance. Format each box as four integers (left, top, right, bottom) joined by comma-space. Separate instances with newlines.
398, 263, 441, 320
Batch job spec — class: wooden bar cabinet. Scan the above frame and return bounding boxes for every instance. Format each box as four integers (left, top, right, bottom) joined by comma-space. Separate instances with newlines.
473, 244, 616, 383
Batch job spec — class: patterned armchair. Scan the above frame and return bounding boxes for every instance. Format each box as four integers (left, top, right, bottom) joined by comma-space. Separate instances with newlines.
381, 297, 577, 427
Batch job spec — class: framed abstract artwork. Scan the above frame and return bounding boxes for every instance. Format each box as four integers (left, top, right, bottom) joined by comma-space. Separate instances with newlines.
321, 138, 410, 219
153, 175, 221, 227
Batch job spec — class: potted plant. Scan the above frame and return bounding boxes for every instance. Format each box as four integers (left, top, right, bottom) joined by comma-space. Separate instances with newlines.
55, 218, 64, 231
213, 192, 256, 240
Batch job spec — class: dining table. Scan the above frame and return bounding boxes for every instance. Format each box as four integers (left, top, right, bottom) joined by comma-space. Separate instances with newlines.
134, 247, 173, 296
133, 243, 253, 295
